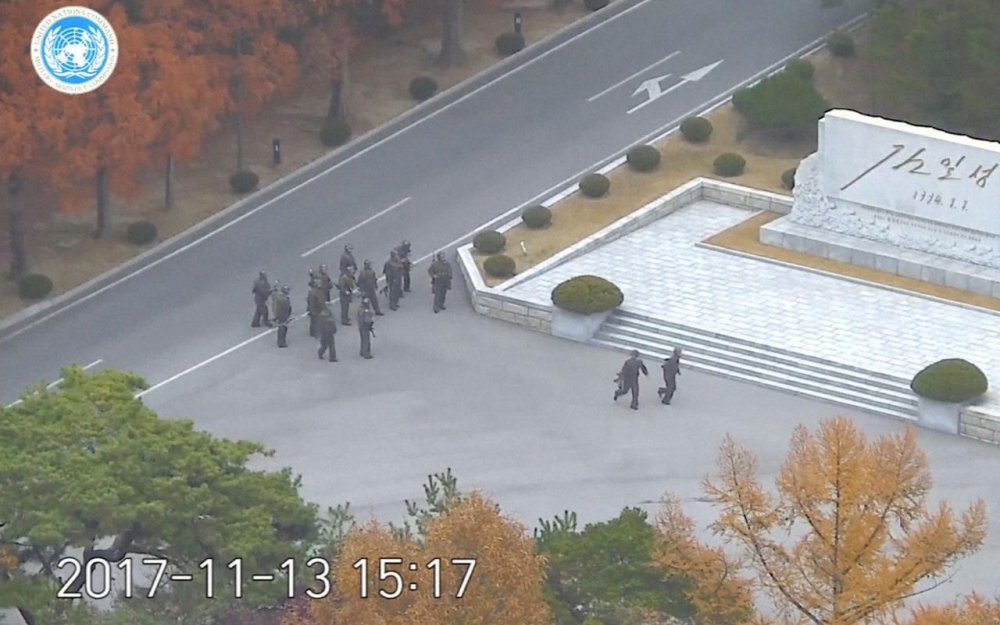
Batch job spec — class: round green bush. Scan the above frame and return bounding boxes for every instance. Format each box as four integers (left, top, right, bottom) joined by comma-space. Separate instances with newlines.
785, 58, 815, 82
827, 32, 855, 58
125, 221, 157, 245
782, 167, 797, 190
626, 145, 661, 172
521, 204, 552, 229
320, 118, 352, 147
680, 116, 713, 143
495, 32, 525, 56
483, 254, 516, 278
18, 273, 53, 300
713, 153, 746, 177
579, 173, 610, 198
408, 76, 438, 101
229, 170, 259, 194
551, 275, 624, 315
583, 0, 609, 10
473, 230, 506, 254
911, 359, 988, 403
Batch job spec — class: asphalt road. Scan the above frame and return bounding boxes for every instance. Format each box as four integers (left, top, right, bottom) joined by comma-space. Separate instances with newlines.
0, 0, 865, 403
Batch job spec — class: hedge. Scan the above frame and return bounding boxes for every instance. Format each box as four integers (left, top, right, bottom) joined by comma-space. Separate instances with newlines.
713, 153, 746, 177
551, 275, 623, 315
679, 116, 713, 143
626, 145, 661, 172
409, 76, 438, 101
496, 32, 525, 56
320, 118, 352, 147
782, 167, 797, 190
579, 173, 610, 198
125, 221, 157, 245
230, 170, 259, 194
583, 0, 609, 10
785, 58, 815, 82
827, 32, 855, 58
521, 204, 552, 229
473, 230, 506, 254
910, 359, 988, 403
732, 71, 830, 139
18, 273, 53, 300
483, 254, 516, 278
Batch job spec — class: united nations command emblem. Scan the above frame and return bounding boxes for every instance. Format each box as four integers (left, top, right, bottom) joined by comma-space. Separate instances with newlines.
31, 6, 119, 95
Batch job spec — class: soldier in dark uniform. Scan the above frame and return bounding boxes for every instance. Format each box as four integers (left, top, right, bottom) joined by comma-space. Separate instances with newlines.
339, 244, 357, 275
357, 260, 384, 316
337, 269, 356, 325
306, 282, 325, 338
395, 240, 412, 293
614, 350, 648, 410
251, 270, 273, 328
428, 252, 452, 313
357, 297, 375, 359
658, 347, 682, 405
317, 264, 334, 302
383, 250, 404, 311
272, 285, 292, 348
316, 304, 338, 362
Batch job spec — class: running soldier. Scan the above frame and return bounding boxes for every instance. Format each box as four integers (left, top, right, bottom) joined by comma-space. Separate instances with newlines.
658, 347, 682, 405
614, 350, 648, 410
251, 270, 273, 328
272, 285, 292, 348
428, 252, 452, 313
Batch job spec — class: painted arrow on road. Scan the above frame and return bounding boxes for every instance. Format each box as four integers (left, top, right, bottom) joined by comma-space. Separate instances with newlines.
627, 59, 723, 114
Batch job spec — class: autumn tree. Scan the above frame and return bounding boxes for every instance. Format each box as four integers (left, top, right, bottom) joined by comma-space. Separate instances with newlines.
900, 593, 1000, 625
653, 417, 988, 625
436, 0, 499, 67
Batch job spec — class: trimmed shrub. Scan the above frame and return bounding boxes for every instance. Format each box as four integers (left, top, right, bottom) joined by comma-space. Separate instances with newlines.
911, 359, 988, 403
551, 275, 624, 315
18, 273, 53, 300
320, 118, 352, 147
713, 153, 746, 177
827, 32, 855, 58
521, 204, 552, 229
785, 58, 815, 81
579, 173, 610, 198
731, 71, 830, 139
583, 0, 609, 9
679, 116, 713, 143
626, 145, 661, 172
483, 254, 516, 278
782, 167, 797, 190
408, 76, 438, 101
495, 32, 525, 56
229, 170, 259, 194
125, 221, 157, 245
473, 230, 506, 254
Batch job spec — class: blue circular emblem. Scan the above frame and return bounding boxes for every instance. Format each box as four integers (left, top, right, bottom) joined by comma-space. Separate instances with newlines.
31, 7, 119, 94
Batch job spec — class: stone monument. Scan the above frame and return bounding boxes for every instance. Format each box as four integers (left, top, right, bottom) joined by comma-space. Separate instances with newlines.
761, 109, 1000, 298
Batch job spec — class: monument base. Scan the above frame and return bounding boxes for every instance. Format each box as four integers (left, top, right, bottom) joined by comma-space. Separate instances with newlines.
760, 216, 1000, 300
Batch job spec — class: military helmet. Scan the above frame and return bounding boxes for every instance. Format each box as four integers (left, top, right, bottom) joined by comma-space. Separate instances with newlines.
259, 269, 267, 276
363, 259, 371, 267
436, 252, 445, 261
320, 264, 328, 272
345, 244, 353, 252
390, 250, 398, 258
630, 349, 640, 357
281, 285, 290, 294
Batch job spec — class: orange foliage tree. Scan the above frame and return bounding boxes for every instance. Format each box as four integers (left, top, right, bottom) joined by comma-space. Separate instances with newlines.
653, 417, 988, 625
900, 593, 1000, 625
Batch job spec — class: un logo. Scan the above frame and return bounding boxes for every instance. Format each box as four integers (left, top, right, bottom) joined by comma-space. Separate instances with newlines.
31, 6, 119, 95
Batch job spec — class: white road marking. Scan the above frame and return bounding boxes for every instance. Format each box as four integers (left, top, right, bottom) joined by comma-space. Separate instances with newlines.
301, 197, 410, 258
587, 50, 680, 102
0, 0, 657, 346
627, 59, 723, 114
5, 359, 103, 407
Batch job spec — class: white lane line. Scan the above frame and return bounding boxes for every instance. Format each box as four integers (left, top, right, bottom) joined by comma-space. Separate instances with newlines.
301, 198, 411, 258
0, 0, 657, 346
6, 359, 103, 407
587, 50, 680, 102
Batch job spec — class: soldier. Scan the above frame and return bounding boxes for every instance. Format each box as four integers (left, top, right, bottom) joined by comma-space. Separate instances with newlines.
357, 260, 384, 316
317, 264, 334, 302
357, 297, 375, 359
428, 252, 452, 313
251, 270, 273, 328
658, 347, 683, 405
383, 250, 404, 311
316, 305, 338, 362
337, 268, 356, 325
395, 239, 412, 293
306, 281, 325, 338
613, 350, 649, 410
272, 285, 292, 348
339, 244, 357, 275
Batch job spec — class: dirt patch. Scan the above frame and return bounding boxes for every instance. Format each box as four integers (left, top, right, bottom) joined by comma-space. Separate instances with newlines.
704, 211, 1000, 313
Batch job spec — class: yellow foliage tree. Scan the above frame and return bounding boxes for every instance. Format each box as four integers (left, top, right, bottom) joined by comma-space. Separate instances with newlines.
899, 593, 1000, 625
654, 417, 988, 625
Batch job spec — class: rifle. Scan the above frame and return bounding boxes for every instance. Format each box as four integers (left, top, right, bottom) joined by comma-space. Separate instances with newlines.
380, 284, 389, 297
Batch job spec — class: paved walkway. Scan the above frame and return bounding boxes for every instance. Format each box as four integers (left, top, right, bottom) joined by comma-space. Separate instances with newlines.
506, 201, 1000, 413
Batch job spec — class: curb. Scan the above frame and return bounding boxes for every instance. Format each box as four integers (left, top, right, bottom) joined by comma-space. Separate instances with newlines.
0, 0, 644, 343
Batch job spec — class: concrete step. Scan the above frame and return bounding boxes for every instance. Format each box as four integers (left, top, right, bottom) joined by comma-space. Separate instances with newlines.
591, 336, 918, 422
601, 318, 915, 405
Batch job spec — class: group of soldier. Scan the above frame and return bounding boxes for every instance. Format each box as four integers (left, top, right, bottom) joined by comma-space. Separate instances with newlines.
613, 347, 682, 410
250, 240, 454, 361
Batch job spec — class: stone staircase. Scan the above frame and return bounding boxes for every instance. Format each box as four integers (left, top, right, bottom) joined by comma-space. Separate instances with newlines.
592, 310, 918, 421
